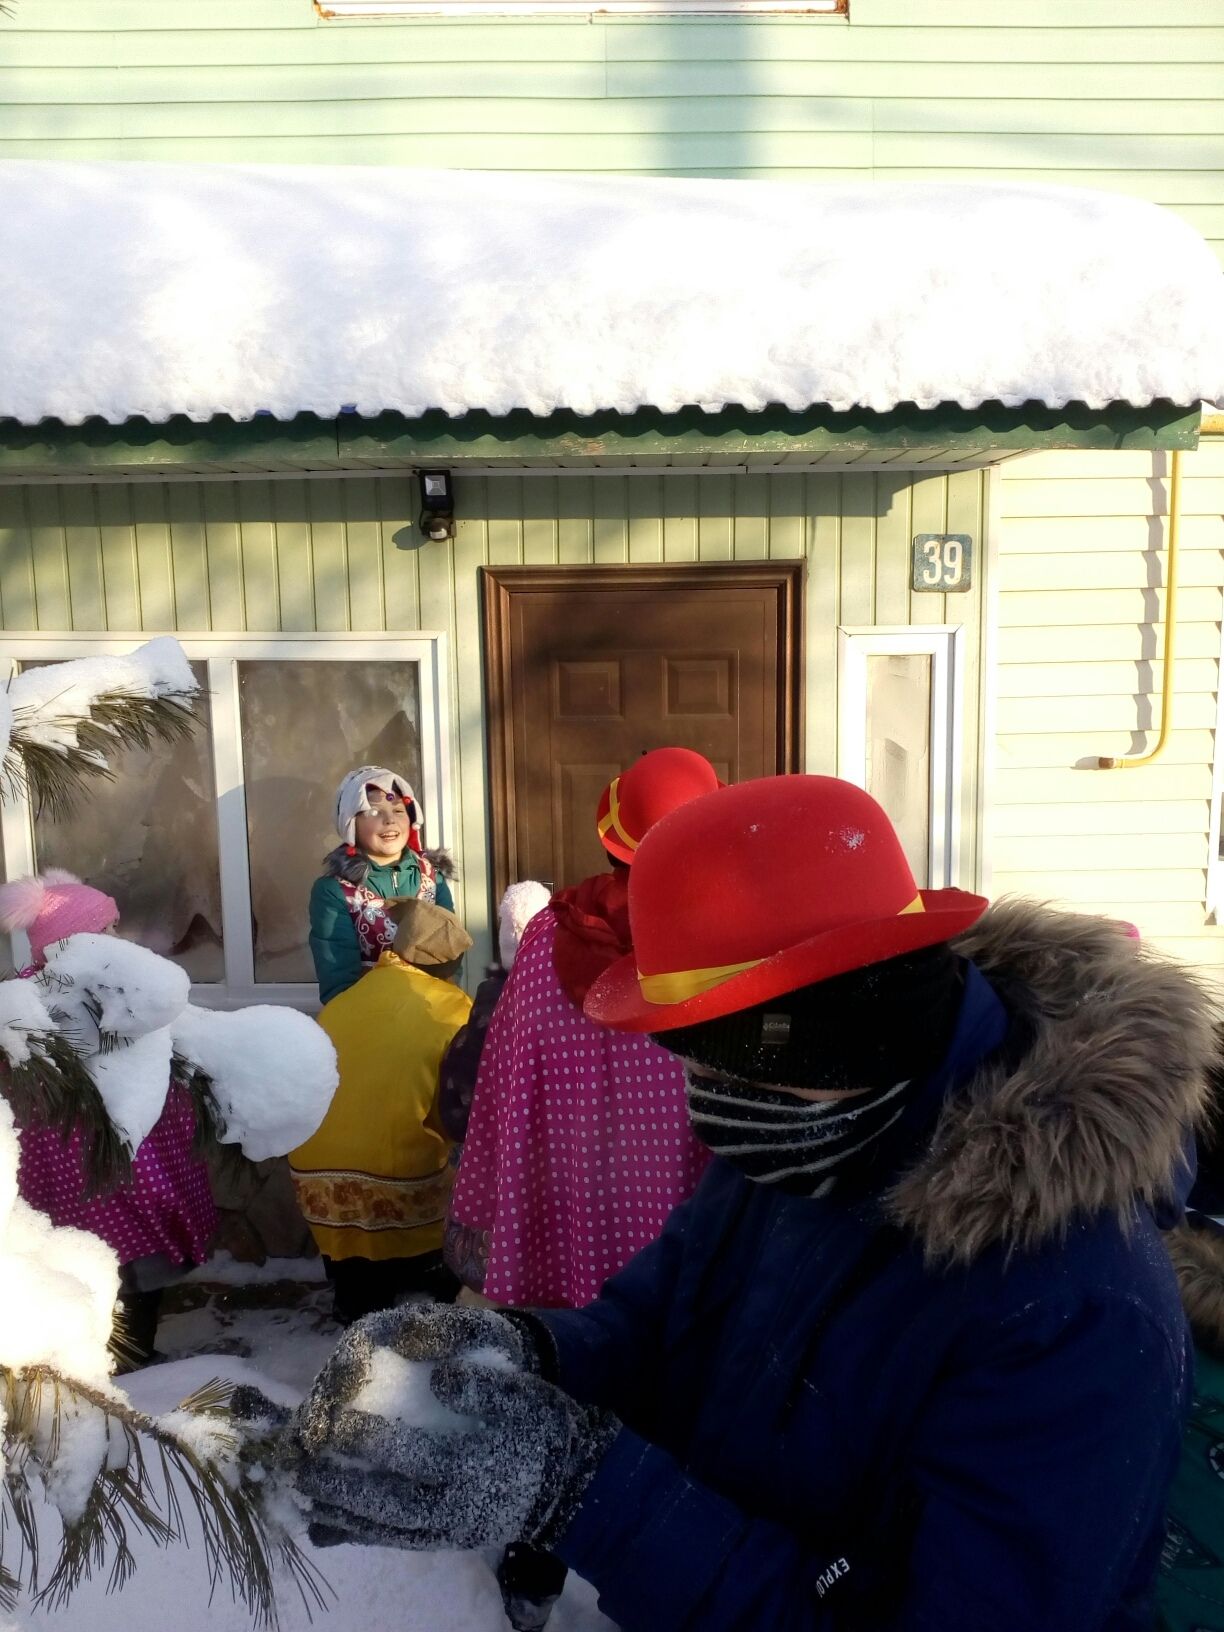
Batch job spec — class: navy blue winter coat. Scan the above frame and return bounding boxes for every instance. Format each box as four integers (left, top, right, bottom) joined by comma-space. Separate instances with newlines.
537, 901, 1214, 1632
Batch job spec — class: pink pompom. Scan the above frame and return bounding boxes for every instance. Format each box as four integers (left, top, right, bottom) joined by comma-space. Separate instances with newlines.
41, 867, 82, 888
0, 876, 48, 934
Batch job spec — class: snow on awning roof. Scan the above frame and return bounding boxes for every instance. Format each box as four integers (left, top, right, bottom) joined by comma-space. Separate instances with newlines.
3, 161, 1223, 429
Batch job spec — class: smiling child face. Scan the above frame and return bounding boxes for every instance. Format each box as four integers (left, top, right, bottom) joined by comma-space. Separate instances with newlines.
354, 786, 410, 860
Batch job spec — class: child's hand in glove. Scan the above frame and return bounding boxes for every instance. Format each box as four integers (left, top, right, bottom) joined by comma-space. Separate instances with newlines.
290, 1302, 554, 1459
292, 1354, 619, 1553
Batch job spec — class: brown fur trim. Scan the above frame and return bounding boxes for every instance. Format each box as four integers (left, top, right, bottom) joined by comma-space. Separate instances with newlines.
424, 848, 456, 881
886, 898, 1216, 1265
1166, 1223, 1224, 1356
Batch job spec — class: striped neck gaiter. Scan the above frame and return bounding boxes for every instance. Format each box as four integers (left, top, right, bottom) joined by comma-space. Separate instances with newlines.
683, 1067, 915, 1197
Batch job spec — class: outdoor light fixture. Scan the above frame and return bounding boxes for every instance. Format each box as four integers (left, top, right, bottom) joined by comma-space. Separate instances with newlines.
417, 469, 456, 542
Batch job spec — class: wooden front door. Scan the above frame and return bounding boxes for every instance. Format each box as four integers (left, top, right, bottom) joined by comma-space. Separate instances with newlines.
483, 563, 803, 899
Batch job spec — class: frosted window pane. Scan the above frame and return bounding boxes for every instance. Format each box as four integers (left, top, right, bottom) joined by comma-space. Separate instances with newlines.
239, 661, 422, 983
28, 660, 225, 982
865, 653, 931, 889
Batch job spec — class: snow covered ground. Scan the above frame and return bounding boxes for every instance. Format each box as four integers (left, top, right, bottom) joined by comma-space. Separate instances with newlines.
14, 1260, 618, 1632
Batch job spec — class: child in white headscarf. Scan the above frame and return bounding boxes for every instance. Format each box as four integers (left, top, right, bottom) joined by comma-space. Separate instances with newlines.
308, 765, 454, 1004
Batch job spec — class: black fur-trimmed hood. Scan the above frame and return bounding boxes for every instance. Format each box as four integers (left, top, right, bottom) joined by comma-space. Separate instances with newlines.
322, 844, 455, 888
886, 899, 1216, 1265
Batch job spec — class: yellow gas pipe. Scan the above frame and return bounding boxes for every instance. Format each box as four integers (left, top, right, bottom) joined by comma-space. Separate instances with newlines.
1097, 448, 1183, 770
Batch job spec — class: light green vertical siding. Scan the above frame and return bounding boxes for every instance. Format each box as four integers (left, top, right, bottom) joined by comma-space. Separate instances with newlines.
0, 469, 988, 956
0, 0, 1220, 264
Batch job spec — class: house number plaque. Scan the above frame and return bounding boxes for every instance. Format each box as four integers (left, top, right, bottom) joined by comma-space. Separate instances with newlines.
912, 533, 973, 593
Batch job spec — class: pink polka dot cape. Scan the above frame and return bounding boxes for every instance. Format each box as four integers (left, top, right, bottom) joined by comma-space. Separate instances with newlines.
16, 1081, 218, 1270
449, 908, 710, 1309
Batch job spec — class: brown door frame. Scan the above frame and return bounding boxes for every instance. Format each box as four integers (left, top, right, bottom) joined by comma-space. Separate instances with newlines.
481, 561, 805, 904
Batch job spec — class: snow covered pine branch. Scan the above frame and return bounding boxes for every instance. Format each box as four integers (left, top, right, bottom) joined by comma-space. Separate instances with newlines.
0, 639, 340, 1623
1, 637, 199, 816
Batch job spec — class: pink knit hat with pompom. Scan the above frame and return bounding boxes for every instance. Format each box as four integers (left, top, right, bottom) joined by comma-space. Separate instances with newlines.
0, 869, 120, 965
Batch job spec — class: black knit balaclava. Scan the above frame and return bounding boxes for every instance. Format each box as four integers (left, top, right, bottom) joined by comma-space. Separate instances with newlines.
654, 944, 965, 1196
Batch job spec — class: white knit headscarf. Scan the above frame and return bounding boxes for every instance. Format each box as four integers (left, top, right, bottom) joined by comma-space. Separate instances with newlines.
334, 766, 422, 850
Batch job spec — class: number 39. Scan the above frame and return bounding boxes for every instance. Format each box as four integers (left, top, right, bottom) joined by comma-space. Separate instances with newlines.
922, 538, 962, 587
914, 534, 969, 591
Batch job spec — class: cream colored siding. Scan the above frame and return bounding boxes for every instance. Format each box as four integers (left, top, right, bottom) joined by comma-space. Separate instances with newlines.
993, 445, 1224, 990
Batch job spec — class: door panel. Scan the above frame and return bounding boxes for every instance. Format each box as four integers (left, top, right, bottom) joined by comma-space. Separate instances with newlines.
484, 563, 802, 899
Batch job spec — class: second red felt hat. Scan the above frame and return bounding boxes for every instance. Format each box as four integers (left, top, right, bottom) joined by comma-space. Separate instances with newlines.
585, 774, 988, 1032
595, 747, 722, 865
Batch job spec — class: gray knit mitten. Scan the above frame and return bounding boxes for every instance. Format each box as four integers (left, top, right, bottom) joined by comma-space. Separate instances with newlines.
228, 1305, 549, 1489
293, 1354, 619, 1553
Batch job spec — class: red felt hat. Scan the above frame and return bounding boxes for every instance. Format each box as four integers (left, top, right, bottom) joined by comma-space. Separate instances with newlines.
585, 774, 988, 1032
595, 747, 722, 866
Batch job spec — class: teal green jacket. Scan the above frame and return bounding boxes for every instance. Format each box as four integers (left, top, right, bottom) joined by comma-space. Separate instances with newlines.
309, 851, 454, 1005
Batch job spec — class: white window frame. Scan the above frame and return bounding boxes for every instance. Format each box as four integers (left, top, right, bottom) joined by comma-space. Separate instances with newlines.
319, 0, 843, 15
837, 625, 964, 891
0, 633, 453, 1012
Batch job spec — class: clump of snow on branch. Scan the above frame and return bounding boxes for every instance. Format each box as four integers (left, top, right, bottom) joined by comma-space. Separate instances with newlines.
26, 936, 337, 1162
6, 639, 197, 759
2, 164, 1223, 422
172, 1006, 338, 1162
37, 935, 189, 1153
26, 1386, 115, 1525
0, 981, 57, 1071
1, 638, 200, 818
45, 934, 190, 1042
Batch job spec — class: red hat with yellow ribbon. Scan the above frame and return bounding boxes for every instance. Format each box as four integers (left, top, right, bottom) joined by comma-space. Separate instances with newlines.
596, 747, 722, 866
585, 774, 988, 1032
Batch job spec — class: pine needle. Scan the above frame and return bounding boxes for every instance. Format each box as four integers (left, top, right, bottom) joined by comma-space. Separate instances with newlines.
4, 689, 199, 819
0, 738, 105, 823
80, 993, 126, 1058
0, 1366, 331, 1627
171, 1053, 247, 1176
0, 1558, 19, 1613
3, 1031, 132, 1196
80, 692, 196, 757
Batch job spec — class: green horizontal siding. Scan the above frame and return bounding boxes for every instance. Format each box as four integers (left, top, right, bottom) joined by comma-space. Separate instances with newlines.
0, 468, 989, 948
0, 1, 1221, 264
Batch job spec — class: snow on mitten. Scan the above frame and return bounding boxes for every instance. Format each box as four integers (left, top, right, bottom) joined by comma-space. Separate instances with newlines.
280, 1305, 554, 1475
291, 1302, 553, 1457
294, 1355, 619, 1552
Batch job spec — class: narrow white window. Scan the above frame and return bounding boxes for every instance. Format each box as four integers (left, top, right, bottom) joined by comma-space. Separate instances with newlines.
838, 627, 963, 891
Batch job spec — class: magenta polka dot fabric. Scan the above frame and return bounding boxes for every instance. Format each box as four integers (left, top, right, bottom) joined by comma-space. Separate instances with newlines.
16, 1082, 218, 1269
449, 910, 710, 1309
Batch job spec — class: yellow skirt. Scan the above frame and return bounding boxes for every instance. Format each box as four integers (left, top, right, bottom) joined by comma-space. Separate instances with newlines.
290, 1160, 454, 1262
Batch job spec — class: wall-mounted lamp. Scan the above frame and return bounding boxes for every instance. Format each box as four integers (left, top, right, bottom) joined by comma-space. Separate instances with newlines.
418, 469, 456, 542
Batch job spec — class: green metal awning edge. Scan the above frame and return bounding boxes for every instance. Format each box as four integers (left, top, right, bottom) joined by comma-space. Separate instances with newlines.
0, 400, 1201, 479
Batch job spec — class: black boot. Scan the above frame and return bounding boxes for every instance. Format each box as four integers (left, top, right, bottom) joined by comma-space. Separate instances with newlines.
497, 1542, 568, 1632
110, 1288, 165, 1372
323, 1256, 389, 1326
